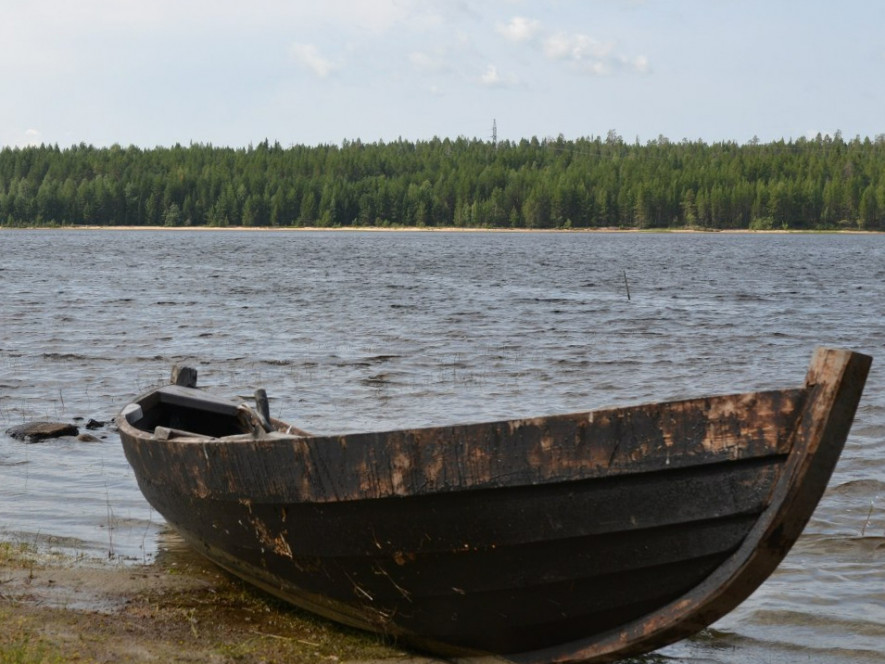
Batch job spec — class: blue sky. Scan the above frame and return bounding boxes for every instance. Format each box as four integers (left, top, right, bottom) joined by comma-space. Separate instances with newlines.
2, 0, 883, 148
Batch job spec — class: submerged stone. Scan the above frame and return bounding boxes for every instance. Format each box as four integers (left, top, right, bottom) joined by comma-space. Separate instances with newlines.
5, 421, 80, 442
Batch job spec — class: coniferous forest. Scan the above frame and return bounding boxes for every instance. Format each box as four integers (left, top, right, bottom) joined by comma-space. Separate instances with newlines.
1, 132, 884, 230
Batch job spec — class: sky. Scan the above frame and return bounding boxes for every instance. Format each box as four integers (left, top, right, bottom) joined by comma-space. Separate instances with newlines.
2, 0, 883, 149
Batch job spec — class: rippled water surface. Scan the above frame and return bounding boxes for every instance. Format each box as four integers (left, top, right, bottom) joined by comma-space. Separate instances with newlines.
1, 229, 884, 662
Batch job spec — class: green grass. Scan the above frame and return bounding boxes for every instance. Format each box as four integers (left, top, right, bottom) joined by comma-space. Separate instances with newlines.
0, 614, 65, 664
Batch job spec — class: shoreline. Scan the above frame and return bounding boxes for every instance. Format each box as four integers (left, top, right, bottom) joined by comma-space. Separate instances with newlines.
1, 224, 880, 234
0, 538, 430, 663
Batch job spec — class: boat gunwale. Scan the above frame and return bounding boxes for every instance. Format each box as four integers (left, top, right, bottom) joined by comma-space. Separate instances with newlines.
116, 385, 806, 503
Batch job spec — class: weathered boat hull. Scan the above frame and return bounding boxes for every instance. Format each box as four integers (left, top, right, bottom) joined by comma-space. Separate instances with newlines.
117, 348, 871, 662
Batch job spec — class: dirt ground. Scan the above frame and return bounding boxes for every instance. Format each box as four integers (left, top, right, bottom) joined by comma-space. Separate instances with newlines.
0, 541, 440, 664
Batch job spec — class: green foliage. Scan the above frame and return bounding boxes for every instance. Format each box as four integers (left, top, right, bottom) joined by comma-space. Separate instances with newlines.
749, 216, 775, 231
1, 135, 884, 229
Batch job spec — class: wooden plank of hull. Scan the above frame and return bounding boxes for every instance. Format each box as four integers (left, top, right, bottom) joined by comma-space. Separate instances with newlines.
124, 387, 804, 505
139, 502, 761, 654
121, 440, 787, 653
133, 456, 784, 554
194, 534, 734, 655
117, 347, 872, 663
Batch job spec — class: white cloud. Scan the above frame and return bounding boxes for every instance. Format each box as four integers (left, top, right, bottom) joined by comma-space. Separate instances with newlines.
23, 129, 43, 147
541, 31, 650, 76
6, 0, 416, 33
497, 16, 541, 43
294, 0, 420, 34
479, 64, 517, 88
289, 43, 339, 78
409, 50, 450, 74
1, 128, 45, 149
496, 16, 650, 78
631, 55, 650, 74
544, 33, 614, 64
481, 64, 503, 86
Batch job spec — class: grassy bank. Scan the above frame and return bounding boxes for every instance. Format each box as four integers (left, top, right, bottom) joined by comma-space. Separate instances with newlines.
0, 541, 425, 664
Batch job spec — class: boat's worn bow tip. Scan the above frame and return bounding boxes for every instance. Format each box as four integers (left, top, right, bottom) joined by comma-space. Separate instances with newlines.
807, 347, 872, 387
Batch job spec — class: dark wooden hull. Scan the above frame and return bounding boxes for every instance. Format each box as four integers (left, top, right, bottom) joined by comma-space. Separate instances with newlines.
117, 348, 871, 663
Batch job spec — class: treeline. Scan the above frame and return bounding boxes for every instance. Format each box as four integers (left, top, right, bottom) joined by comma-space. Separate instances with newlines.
1, 132, 884, 230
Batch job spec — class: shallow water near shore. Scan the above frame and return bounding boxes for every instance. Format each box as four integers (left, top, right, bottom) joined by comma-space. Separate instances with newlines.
1, 229, 884, 662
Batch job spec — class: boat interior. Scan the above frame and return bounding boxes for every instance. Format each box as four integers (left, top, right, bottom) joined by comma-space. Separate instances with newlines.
121, 386, 249, 438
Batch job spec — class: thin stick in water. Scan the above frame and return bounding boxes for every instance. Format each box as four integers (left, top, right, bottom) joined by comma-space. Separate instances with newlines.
861, 498, 875, 536
623, 269, 631, 301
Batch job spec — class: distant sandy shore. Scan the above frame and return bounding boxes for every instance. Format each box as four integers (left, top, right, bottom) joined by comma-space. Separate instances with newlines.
2, 225, 879, 234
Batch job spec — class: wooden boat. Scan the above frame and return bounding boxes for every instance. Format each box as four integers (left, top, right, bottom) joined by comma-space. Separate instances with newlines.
117, 347, 870, 663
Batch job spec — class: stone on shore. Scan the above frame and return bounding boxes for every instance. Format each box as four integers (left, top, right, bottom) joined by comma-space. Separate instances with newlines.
5, 421, 80, 442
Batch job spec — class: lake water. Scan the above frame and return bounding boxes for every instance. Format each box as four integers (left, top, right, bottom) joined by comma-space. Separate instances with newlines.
1, 229, 883, 662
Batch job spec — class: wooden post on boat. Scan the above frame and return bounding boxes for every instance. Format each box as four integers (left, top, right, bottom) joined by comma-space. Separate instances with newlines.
170, 365, 198, 387
254, 388, 272, 431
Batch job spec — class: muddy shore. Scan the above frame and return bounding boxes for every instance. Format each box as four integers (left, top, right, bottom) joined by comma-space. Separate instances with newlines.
0, 540, 436, 664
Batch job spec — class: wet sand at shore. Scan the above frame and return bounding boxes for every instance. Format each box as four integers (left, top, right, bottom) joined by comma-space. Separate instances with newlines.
0, 541, 434, 664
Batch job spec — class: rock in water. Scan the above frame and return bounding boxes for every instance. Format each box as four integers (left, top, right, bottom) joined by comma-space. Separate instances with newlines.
5, 421, 80, 442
